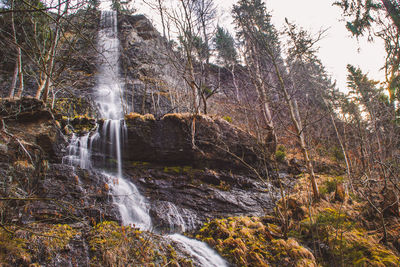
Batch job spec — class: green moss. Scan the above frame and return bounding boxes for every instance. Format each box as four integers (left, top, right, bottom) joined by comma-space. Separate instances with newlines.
88, 221, 192, 267
195, 216, 316, 267
131, 161, 150, 167
331, 146, 345, 162
163, 166, 193, 174
164, 166, 182, 174
60, 114, 96, 134
125, 113, 155, 123
182, 166, 192, 173
215, 181, 231, 191
275, 150, 286, 163
0, 227, 32, 265
0, 223, 83, 265
41, 224, 78, 251
53, 97, 95, 118
296, 208, 400, 266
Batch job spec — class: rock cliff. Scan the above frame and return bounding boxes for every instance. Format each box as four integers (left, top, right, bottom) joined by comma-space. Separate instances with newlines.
0, 98, 281, 265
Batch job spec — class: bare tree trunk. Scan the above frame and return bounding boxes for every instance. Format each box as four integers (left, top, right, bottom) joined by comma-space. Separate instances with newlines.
142, 82, 147, 114
35, 0, 66, 102
322, 98, 352, 181
231, 64, 240, 102
9, 0, 23, 98
331, 114, 351, 179
9, 64, 18, 98
246, 53, 277, 151
41, 26, 60, 102
201, 92, 207, 114
157, 0, 167, 39
274, 63, 319, 199
187, 57, 199, 114
151, 91, 156, 114
15, 52, 24, 97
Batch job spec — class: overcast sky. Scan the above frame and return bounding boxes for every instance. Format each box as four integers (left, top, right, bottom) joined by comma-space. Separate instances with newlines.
137, 0, 386, 92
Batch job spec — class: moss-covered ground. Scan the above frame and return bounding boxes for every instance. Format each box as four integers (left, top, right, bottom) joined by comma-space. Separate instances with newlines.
193, 173, 400, 266
195, 216, 317, 266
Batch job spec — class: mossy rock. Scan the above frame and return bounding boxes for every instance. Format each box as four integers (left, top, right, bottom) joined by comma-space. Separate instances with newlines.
125, 112, 155, 123
53, 97, 95, 118
88, 221, 192, 267
0, 227, 32, 266
195, 216, 317, 267
163, 165, 193, 174
0, 223, 81, 266
59, 115, 96, 134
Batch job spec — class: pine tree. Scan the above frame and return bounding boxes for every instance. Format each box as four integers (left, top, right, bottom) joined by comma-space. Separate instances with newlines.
232, 0, 279, 152
214, 26, 237, 67
334, 0, 400, 103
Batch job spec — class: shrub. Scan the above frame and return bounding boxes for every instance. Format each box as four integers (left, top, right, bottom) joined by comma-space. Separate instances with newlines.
331, 146, 345, 162
319, 176, 344, 195
222, 116, 232, 123
275, 145, 286, 162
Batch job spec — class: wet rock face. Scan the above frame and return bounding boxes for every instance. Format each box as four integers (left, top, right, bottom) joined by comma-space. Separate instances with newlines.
30, 165, 119, 224
124, 163, 279, 233
122, 113, 271, 171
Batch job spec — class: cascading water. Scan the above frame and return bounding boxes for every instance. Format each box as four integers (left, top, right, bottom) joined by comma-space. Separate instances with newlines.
96, 10, 124, 120
63, 2, 227, 265
64, 3, 151, 230
168, 234, 229, 267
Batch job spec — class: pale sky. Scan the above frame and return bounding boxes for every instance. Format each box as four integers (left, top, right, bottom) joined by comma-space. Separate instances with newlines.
137, 0, 386, 92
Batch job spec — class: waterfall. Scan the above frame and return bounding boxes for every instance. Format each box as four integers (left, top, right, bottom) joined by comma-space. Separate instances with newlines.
63, 2, 228, 266
168, 234, 228, 267
64, 5, 151, 230
96, 10, 123, 120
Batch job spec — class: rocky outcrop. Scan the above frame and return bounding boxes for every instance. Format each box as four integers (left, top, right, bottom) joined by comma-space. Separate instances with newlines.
118, 14, 180, 116
0, 98, 118, 223
0, 97, 63, 161
123, 113, 271, 170
87, 112, 278, 232
0, 98, 222, 266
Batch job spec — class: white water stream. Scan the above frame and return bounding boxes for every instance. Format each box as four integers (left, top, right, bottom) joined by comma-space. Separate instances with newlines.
63, 3, 227, 266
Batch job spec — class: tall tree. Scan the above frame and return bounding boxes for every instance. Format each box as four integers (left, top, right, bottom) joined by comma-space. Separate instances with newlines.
334, 0, 400, 103
193, 0, 216, 65
232, 0, 279, 151
214, 26, 240, 100
233, 0, 320, 199
8, 0, 24, 98
0, 0, 99, 101
346, 64, 395, 162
